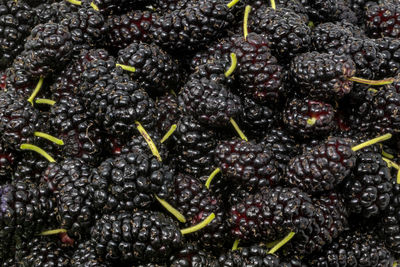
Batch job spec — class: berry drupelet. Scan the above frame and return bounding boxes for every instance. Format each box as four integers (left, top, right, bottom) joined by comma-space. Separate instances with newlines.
172, 115, 217, 176
283, 98, 337, 138
0, 91, 40, 150
106, 9, 153, 49
214, 139, 281, 191
249, 5, 311, 60
0, 0, 36, 68
285, 137, 356, 194
342, 152, 393, 218
229, 186, 316, 242
71, 240, 108, 266
366, 1, 400, 38
375, 37, 400, 78
307, 230, 394, 266
91, 152, 174, 212
167, 173, 227, 248
84, 72, 156, 140
90, 211, 183, 264
291, 52, 356, 100
43, 158, 96, 239
170, 242, 219, 267
116, 41, 180, 95
155, 94, 181, 133
150, 0, 236, 52
181, 76, 241, 128
49, 95, 103, 165
0, 140, 16, 181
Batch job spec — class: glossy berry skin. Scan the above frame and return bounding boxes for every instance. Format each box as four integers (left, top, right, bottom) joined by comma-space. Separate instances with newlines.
215, 139, 281, 191
116, 41, 180, 95
229, 186, 316, 242
0, 91, 39, 150
307, 230, 394, 266
90, 211, 183, 264
170, 242, 219, 267
366, 1, 400, 38
181, 76, 241, 128
91, 152, 174, 212
249, 6, 311, 59
291, 52, 356, 100
285, 137, 356, 194
283, 98, 336, 138
342, 152, 393, 218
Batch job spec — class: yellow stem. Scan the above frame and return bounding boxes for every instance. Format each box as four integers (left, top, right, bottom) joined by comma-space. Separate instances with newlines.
382, 158, 398, 169
155, 195, 186, 223
352, 133, 392, 152
135, 121, 162, 161
205, 168, 221, 189
368, 88, 378, 93
20, 144, 56, 162
170, 89, 177, 96
397, 169, 400, 185
266, 239, 280, 248
35, 98, 56, 106
40, 229, 67, 235
307, 117, 316, 126
90, 1, 99, 10
34, 132, 64, 146
65, 0, 82, 5
27, 77, 44, 106
181, 213, 215, 235
268, 232, 295, 254
225, 53, 237, 77
116, 63, 136, 73
160, 124, 177, 143
348, 76, 394, 86
227, 0, 240, 8
270, 0, 276, 9
230, 118, 248, 141
382, 150, 394, 159
243, 6, 251, 40
232, 239, 240, 251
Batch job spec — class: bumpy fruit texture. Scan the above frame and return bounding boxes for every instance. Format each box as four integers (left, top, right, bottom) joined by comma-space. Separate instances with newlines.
214, 139, 281, 191
229, 186, 315, 242
91, 152, 174, 212
283, 98, 337, 138
342, 152, 393, 218
90, 211, 183, 264
366, 1, 400, 38
307, 230, 394, 266
291, 52, 356, 100
285, 137, 356, 194
117, 41, 180, 95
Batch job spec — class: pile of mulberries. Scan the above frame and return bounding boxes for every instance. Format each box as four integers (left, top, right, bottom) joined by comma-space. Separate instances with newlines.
1, 0, 400, 266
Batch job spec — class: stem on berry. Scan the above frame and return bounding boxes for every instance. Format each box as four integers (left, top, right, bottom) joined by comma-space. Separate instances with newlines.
170, 89, 177, 96
270, 0, 276, 9
65, 0, 82, 6
230, 118, 248, 141
205, 167, 221, 189
227, 0, 240, 8
180, 213, 215, 235
34, 132, 64, 146
225, 53, 237, 77
116, 63, 136, 73
20, 144, 56, 162
160, 124, 177, 143
382, 158, 400, 184
232, 239, 240, 251
35, 98, 56, 105
368, 88, 378, 93
268, 232, 295, 254
348, 76, 394, 86
90, 1, 99, 10
380, 144, 394, 159
352, 133, 392, 152
306, 117, 316, 126
135, 121, 162, 161
39, 229, 67, 235
27, 77, 44, 106
243, 5, 251, 40
155, 195, 186, 223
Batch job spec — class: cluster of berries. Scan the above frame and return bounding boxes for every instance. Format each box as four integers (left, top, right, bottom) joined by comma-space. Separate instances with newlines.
1, 0, 400, 266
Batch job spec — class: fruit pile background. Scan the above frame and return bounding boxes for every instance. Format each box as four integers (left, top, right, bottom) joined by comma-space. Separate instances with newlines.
1, 0, 400, 266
